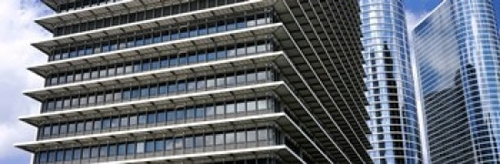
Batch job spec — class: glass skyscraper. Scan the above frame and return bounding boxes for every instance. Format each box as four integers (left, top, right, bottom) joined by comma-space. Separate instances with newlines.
413, 0, 500, 163
360, 0, 422, 163
16, 0, 372, 164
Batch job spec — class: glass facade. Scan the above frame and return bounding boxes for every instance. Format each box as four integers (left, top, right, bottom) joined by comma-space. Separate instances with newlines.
413, 0, 500, 163
45, 40, 274, 86
37, 128, 276, 163
49, 11, 272, 61
18, 0, 372, 164
360, 0, 422, 163
53, 0, 246, 36
41, 68, 276, 112
38, 97, 275, 139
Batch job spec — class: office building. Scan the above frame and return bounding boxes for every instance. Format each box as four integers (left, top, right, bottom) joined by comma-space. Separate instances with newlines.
16, 0, 372, 163
359, 0, 422, 163
413, 0, 500, 163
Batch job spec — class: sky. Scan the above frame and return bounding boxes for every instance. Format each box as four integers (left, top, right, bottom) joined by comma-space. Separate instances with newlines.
0, 0, 497, 164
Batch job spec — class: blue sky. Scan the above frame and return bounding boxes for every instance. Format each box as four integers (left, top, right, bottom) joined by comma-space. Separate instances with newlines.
0, 1, 497, 164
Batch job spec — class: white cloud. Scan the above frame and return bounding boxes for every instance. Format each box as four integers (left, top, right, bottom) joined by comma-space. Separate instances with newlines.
0, 0, 51, 162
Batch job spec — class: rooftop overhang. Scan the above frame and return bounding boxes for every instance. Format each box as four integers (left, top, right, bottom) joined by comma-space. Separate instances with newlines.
29, 23, 284, 77
20, 81, 286, 127
34, 0, 274, 54
25, 51, 285, 102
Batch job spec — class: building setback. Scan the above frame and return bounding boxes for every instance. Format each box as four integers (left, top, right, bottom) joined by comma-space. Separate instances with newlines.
413, 0, 500, 163
16, 0, 372, 164
359, 0, 422, 163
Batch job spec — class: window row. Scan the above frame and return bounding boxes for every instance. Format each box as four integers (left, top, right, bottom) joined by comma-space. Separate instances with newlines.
49, 11, 273, 61
46, 40, 274, 86
39, 98, 276, 139
56, 0, 122, 13
55, 0, 246, 35
42, 69, 277, 112
37, 128, 274, 163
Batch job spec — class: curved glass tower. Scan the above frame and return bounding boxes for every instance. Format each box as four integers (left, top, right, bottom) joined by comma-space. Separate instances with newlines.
414, 0, 500, 163
360, 0, 423, 163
